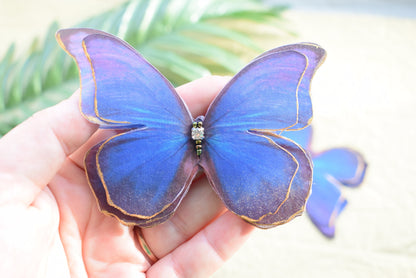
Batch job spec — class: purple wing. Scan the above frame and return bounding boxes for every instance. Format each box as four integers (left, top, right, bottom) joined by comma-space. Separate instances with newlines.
56, 28, 109, 124
256, 43, 326, 130
204, 50, 308, 133
56, 28, 192, 129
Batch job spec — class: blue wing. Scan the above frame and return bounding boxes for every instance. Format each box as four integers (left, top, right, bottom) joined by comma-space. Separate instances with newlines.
204, 50, 307, 133
200, 130, 312, 227
85, 142, 196, 227
200, 131, 297, 224
56, 28, 193, 129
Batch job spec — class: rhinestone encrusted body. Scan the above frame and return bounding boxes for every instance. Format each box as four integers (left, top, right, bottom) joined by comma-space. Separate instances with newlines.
191, 116, 205, 157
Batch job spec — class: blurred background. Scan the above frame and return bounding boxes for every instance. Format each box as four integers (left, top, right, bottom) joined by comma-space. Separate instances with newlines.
0, 0, 415, 277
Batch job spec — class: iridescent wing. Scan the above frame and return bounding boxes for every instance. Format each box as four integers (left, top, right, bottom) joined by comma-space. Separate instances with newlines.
201, 46, 326, 228
85, 130, 198, 227
245, 133, 313, 228
256, 43, 326, 130
56, 28, 192, 129
57, 28, 197, 226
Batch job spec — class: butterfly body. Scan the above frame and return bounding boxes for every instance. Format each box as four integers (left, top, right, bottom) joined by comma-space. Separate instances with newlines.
56, 28, 326, 228
191, 116, 205, 157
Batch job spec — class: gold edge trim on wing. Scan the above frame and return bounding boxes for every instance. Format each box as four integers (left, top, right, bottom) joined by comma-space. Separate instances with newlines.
283, 51, 309, 131
203, 49, 307, 131
246, 50, 310, 134
83, 150, 158, 226
81, 39, 130, 125
284, 46, 327, 132
56, 32, 99, 124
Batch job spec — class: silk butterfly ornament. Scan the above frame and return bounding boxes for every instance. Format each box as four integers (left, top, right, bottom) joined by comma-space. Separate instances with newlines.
56, 28, 326, 229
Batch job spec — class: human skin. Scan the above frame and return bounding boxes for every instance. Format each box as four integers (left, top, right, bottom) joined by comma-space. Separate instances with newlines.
0, 75, 254, 278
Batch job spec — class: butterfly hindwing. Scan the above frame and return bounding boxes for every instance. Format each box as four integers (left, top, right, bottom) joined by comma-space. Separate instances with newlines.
201, 131, 299, 224
85, 142, 196, 227
86, 128, 198, 225
250, 134, 313, 227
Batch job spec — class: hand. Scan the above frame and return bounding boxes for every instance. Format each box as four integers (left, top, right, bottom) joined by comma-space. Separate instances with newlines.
0, 76, 254, 278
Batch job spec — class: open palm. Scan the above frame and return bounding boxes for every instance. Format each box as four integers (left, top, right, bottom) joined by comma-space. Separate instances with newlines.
0, 76, 254, 278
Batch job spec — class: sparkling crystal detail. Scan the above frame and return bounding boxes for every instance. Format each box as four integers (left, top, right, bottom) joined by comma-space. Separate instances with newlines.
191, 127, 204, 140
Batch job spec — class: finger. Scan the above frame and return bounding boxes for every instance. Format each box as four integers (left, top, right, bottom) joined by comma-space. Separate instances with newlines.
140, 175, 226, 258
177, 75, 231, 118
147, 211, 254, 278
0, 90, 97, 205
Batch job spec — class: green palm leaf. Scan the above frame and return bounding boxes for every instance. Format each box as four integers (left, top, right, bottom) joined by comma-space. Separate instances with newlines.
0, 0, 288, 136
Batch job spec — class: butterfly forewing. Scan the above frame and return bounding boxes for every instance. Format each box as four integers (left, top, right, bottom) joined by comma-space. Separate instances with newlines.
82, 33, 193, 129
255, 43, 327, 131
203, 51, 308, 133
56, 28, 110, 125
